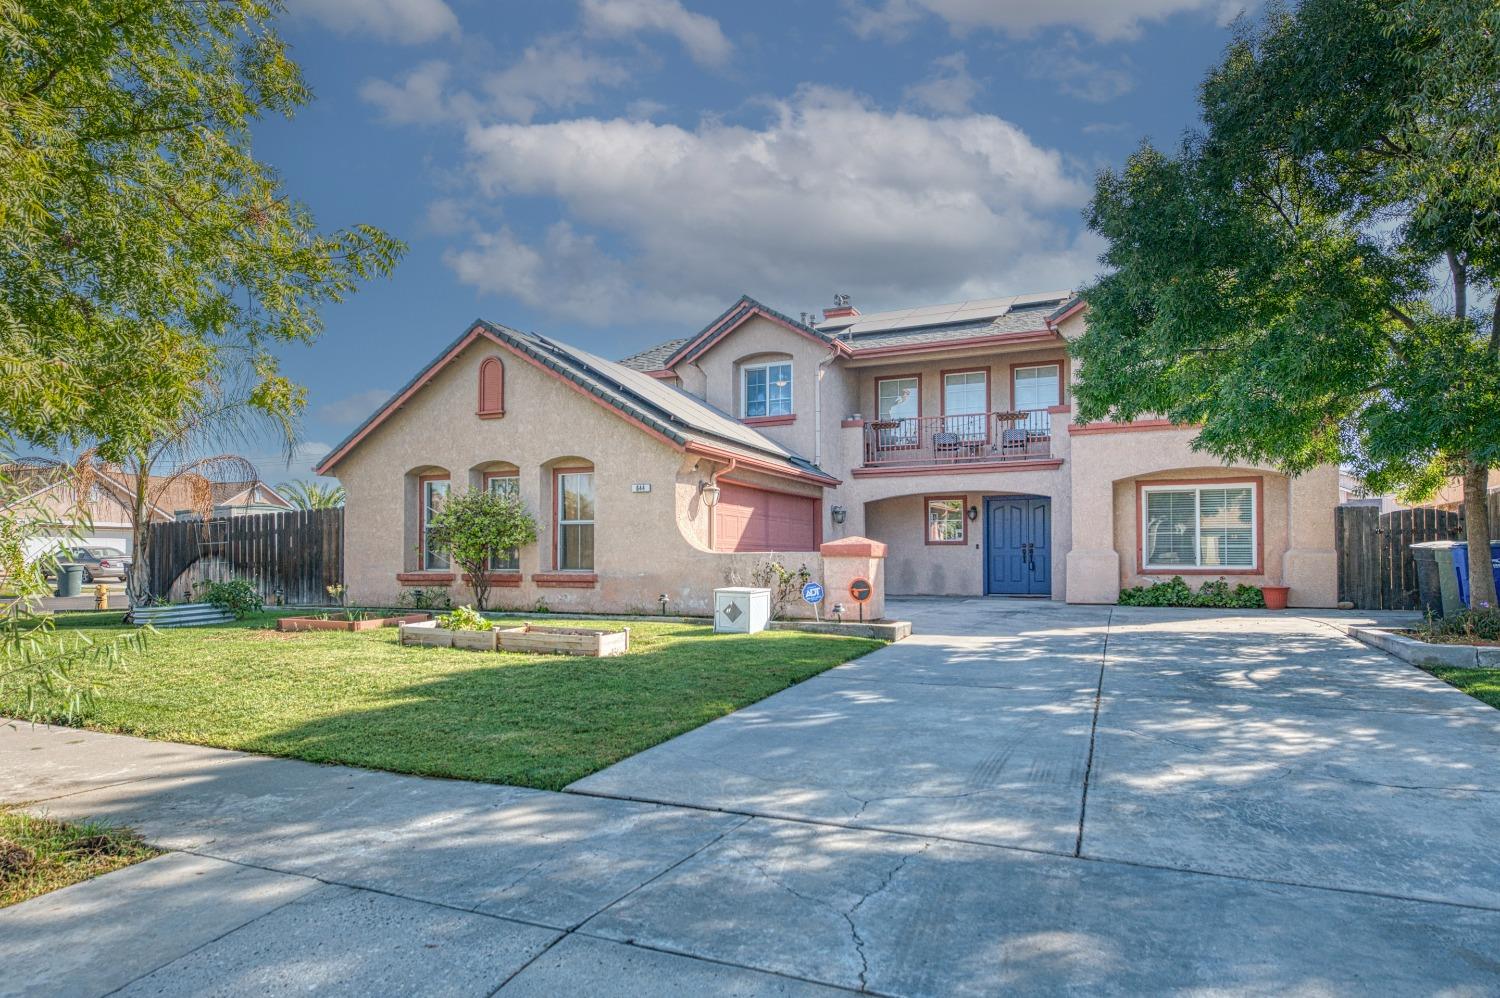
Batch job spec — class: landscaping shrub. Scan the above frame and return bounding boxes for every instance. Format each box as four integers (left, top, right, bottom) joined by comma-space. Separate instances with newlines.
1421, 606, 1500, 644
197, 578, 262, 618
400, 587, 452, 611
436, 605, 492, 631
1118, 576, 1265, 609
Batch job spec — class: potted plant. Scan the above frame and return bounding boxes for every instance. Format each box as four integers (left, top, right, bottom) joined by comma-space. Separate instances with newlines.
1259, 584, 1291, 610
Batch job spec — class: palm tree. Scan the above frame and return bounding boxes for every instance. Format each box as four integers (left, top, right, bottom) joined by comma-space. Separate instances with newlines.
278, 479, 345, 510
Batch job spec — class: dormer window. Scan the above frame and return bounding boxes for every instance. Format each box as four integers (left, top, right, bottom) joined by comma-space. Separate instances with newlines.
743, 362, 792, 419
477, 357, 504, 417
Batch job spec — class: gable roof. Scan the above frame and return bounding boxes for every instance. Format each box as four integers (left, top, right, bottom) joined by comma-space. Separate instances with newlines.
618, 337, 689, 372
661, 295, 850, 370
314, 320, 838, 486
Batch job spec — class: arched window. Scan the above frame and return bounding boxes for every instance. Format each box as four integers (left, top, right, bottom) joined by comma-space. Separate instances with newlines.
477, 357, 504, 417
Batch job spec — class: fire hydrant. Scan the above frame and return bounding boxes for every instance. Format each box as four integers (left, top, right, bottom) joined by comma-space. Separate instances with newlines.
93, 583, 110, 611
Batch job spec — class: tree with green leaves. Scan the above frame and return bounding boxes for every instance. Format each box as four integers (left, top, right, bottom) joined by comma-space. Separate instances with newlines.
0, 0, 402, 464
426, 489, 538, 611
0, 455, 148, 721
1073, 0, 1500, 606
278, 479, 345, 510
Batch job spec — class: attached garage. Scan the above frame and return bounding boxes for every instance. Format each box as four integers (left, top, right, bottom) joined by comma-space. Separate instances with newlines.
713, 480, 820, 552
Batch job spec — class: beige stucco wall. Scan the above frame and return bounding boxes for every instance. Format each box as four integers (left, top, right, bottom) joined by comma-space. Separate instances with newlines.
331, 335, 825, 616
1065, 425, 1337, 607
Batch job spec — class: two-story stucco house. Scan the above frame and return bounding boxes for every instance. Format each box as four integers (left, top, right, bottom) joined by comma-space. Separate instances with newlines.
315, 291, 1338, 612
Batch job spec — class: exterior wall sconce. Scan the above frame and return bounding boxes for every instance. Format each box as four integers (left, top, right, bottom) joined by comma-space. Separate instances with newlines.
831, 505, 847, 525
701, 481, 721, 507
967, 505, 979, 522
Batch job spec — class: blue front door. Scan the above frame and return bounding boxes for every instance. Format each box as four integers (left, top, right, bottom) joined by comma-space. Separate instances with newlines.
986, 497, 1051, 595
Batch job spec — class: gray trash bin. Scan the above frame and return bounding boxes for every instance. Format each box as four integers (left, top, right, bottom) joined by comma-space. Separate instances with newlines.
55, 564, 84, 597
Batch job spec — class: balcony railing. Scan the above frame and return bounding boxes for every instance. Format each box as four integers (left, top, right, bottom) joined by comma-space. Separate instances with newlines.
862, 409, 1053, 468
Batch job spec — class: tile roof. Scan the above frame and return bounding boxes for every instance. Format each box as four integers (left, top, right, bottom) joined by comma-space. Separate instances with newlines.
617, 337, 689, 372
665, 295, 842, 367
317, 320, 837, 484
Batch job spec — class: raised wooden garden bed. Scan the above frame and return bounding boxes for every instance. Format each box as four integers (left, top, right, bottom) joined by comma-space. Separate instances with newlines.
399, 620, 630, 657
497, 624, 630, 657
276, 612, 431, 633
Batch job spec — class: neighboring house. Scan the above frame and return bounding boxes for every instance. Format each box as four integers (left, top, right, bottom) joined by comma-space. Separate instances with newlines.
316, 292, 1340, 610
1, 465, 293, 557
1338, 472, 1400, 512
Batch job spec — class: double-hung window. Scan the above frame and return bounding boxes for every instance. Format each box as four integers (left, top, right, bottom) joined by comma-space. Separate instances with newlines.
556, 471, 595, 571
486, 474, 520, 572
743, 362, 793, 418
942, 370, 987, 440
1142, 482, 1257, 571
421, 477, 450, 570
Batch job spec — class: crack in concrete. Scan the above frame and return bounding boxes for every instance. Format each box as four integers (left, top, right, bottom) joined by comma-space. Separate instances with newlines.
722, 835, 930, 992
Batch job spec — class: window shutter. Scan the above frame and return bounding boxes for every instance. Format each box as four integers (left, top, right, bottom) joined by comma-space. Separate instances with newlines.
478, 358, 504, 416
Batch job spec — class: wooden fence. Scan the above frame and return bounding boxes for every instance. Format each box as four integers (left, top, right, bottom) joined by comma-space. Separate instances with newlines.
1335, 493, 1500, 609
147, 507, 344, 606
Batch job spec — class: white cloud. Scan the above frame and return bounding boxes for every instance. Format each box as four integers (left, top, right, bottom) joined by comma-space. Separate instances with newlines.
846, 0, 1255, 42
903, 53, 981, 114
444, 87, 1099, 323
580, 0, 732, 66
315, 389, 395, 427
298, 0, 459, 44
1047, 54, 1135, 103
361, 38, 630, 125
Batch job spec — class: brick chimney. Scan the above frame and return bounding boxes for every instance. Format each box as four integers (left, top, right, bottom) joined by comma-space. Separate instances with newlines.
822, 293, 858, 322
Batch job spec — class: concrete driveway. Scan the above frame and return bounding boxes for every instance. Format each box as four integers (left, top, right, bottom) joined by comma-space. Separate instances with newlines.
5, 599, 1500, 995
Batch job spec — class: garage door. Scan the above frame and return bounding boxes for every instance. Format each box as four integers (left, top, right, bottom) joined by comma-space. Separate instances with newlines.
714, 482, 819, 552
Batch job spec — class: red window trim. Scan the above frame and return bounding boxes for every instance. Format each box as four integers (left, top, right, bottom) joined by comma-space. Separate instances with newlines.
873, 372, 923, 451
939, 366, 991, 443
551, 465, 595, 572
461, 571, 522, 587
397, 571, 455, 585
1009, 360, 1064, 411
477, 356, 505, 418
924, 494, 968, 546
482, 469, 521, 571
418, 473, 450, 571
743, 414, 796, 427
1135, 476, 1264, 576
532, 572, 598, 588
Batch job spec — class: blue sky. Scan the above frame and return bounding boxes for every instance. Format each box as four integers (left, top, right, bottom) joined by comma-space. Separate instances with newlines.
253, 0, 1256, 483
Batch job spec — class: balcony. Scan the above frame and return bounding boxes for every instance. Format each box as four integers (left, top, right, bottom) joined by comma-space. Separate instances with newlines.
860, 409, 1054, 471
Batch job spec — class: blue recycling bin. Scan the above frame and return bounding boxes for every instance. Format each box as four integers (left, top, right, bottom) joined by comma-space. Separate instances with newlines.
1452, 541, 1500, 608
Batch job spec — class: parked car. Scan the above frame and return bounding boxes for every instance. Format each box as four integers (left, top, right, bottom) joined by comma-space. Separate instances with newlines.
47, 546, 132, 583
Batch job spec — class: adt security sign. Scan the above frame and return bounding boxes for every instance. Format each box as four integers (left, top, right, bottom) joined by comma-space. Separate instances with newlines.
801, 581, 824, 605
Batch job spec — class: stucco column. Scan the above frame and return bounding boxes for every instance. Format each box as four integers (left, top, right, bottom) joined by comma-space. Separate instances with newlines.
1065, 436, 1120, 603
820, 536, 887, 621
1282, 465, 1338, 607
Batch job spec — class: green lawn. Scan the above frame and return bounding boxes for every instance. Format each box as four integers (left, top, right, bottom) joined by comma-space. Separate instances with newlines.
0, 811, 159, 908
6, 612, 882, 790
1427, 667, 1500, 711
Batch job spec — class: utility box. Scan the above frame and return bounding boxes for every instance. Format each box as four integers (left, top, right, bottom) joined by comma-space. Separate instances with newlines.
714, 587, 771, 634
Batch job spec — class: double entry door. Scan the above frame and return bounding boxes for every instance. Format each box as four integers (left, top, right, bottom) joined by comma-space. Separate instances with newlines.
986, 496, 1051, 595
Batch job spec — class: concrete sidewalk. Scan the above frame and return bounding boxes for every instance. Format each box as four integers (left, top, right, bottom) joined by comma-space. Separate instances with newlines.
4, 600, 1500, 995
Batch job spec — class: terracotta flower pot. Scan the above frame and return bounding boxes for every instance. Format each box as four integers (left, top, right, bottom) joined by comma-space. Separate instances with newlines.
1259, 585, 1290, 610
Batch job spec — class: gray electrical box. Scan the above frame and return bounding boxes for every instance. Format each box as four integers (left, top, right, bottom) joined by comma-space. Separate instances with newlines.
714, 587, 771, 634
